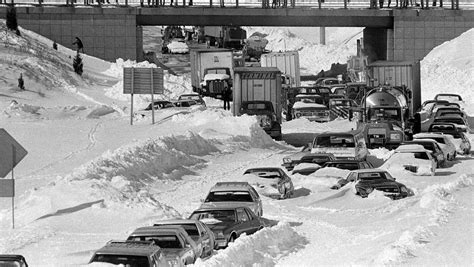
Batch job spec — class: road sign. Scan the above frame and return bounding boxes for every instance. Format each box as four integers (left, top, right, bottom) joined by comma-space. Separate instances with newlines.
0, 179, 14, 197
123, 67, 164, 94
0, 129, 28, 178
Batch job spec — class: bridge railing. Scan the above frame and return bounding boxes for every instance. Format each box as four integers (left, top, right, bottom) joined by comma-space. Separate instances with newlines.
0, 0, 472, 9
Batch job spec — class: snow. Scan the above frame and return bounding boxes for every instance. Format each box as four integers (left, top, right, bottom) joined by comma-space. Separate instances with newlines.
0, 19, 473, 267
292, 101, 327, 109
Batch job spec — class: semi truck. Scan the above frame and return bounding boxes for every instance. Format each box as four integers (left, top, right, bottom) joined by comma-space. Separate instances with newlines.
202, 26, 247, 50
232, 67, 283, 140
190, 48, 234, 98
260, 51, 301, 88
357, 61, 421, 147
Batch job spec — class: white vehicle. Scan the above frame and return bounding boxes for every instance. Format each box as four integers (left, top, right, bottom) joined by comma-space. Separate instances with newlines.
413, 133, 457, 160
381, 144, 436, 176
167, 39, 189, 54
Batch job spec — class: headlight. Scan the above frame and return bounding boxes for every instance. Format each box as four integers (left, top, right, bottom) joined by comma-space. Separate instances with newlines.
283, 157, 292, 163
390, 133, 401, 141
295, 112, 301, 118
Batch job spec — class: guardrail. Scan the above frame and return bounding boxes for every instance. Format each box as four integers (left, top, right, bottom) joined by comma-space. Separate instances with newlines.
0, 0, 471, 9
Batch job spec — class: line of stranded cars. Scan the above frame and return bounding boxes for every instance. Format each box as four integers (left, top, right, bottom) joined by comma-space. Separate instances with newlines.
88, 168, 295, 266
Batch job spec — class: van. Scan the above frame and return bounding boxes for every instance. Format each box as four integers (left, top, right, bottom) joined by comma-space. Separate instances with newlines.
310, 130, 368, 160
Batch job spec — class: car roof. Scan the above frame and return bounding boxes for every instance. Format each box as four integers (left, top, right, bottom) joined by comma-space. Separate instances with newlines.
395, 144, 430, 153
349, 168, 387, 174
0, 255, 27, 260
209, 182, 253, 191
414, 133, 446, 138
129, 226, 186, 237
195, 203, 250, 212
94, 241, 161, 256
180, 94, 200, 97
244, 167, 283, 172
153, 219, 199, 225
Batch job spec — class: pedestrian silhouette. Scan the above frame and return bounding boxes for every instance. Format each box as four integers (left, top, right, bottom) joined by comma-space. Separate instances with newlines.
73, 37, 84, 53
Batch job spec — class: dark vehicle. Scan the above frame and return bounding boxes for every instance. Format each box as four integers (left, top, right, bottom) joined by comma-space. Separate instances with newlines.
432, 116, 469, 132
153, 219, 216, 258
202, 182, 263, 217
144, 100, 175, 111
127, 226, 199, 265
281, 144, 335, 171
435, 110, 466, 119
243, 167, 294, 199
418, 99, 449, 112
331, 169, 409, 200
0, 255, 28, 267
189, 205, 264, 249
201, 67, 232, 98
89, 240, 169, 267
240, 100, 281, 140
322, 160, 373, 170
428, 123, 471, 155
291, 94, 330, 122
177, 93, 206, 106
296, 86, 331, 104
434, 93, 463, 102
402, 139, 446, 168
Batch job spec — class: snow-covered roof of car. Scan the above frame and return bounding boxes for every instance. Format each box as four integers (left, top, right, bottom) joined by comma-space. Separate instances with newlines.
413, 133, 447, 138
210, 182, 253, 191
203, 73, 230, 81
348, 168, 387, 174
153, 219, 200, 226
292, 102, 327, 109
395, 144, 429, 153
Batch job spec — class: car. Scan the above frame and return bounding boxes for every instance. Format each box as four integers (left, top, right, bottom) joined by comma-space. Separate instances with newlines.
382, 144, 436, 176
428, 123, 471, 155
295, 86, 332, 104
166, 38, 189, 54
189, 205, 265, 249
352, 169, 410, 199
173, 99, 197, 107
413, 133, 457, 160
434, 93, 463, 103
127, 226, 199, 265
418, 99, 450, 112
402, 139, 446, 168
291, 162, 323, 175
318, 77, 344, 88
281, 143, 312, 171
429, 103, 462, 117
434, 110, 466, 120
88, 240, 169, 267
242, 167, 294, 198
201, 182, 263, 217
177, 93, 206, 106
0, 255, 29, 267
322, 160, 373, 170
332, 169, 410, 200
432, 115, 470, 132
153, 219, 216, 258
144, 100, 175, 111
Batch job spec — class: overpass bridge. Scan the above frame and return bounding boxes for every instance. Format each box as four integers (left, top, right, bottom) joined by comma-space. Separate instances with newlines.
0, 2, 473, 64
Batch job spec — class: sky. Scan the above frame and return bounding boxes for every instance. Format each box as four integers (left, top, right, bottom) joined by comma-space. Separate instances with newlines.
0, 20, 472, 266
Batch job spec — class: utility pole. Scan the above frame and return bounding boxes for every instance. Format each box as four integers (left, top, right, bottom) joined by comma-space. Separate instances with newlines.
320, 27, 326, 45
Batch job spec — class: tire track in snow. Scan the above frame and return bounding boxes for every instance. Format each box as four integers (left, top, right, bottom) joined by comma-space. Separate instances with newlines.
27, 122, 102, 176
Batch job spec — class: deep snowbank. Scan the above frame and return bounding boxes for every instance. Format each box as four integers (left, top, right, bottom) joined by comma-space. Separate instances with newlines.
193, 222, 308, 267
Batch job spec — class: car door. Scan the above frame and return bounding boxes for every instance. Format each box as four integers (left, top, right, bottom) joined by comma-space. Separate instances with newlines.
235, 208, 256, 236
178, 233, 197, 264
196, 222, 212, 256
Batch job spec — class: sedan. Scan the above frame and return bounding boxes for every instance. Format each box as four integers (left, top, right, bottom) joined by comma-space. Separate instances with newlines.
0, 255, 28, 267
189, 204, 265, 249
127, 226, 199, 265
402, 139, 446, 168
413, 133, 457, 160
153, 219, 216, 258
177, 93, 206, 106
243, 167, 294, 199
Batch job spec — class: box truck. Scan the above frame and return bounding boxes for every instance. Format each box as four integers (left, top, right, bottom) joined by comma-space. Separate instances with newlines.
260, 51, 301, 88
190, 48, 234, 98
232, 67, 283, 140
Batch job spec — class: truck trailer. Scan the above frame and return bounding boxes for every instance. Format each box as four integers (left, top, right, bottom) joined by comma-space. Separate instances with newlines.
232, 67, 283, 140
190, 48, 234, 98
260, 51, 301, 88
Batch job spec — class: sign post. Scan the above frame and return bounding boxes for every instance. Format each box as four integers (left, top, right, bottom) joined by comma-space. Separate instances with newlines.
0, 129, 28, 229
123, 67, 164, 125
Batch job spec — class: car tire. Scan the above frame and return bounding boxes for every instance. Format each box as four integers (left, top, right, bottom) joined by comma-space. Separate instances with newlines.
229, 234, 236, 244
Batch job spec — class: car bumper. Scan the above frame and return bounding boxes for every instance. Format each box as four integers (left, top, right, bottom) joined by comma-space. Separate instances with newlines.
215, 238, 228, 249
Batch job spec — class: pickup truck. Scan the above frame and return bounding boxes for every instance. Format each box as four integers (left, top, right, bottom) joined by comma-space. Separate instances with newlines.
240, 100, 282, 140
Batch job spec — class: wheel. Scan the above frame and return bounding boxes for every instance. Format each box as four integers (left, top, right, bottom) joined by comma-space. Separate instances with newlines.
228, 234, 236, 244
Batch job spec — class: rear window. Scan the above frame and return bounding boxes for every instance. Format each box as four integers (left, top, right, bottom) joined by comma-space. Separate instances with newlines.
245, 103, 270, 110
414, 152, 430, 160
129, 235, 182, 249
315, 135, 355, 148
161, 224, 199, 236
190, 210, 236, 222
359, 172, 382, 179
205, 191, 254, 202
91, 254, 150, 266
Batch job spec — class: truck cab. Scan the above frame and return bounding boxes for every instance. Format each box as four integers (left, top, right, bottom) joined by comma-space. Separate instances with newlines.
291, 94, 330, 122
240, 100, 282, 140
200, 67, 231, 98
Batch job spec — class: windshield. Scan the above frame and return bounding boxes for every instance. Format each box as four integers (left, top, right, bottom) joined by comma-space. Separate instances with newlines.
128, 235, 182, 249
435, 118, 465, 125
91, 254, 149, 267
160, 224, 199, 236
315, 135, 355, 148
295, 96, 324, 104
179, 95, 201, 101
368, 108, 401, 121
190, 210, 236, 222
205, 191, 253, 202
